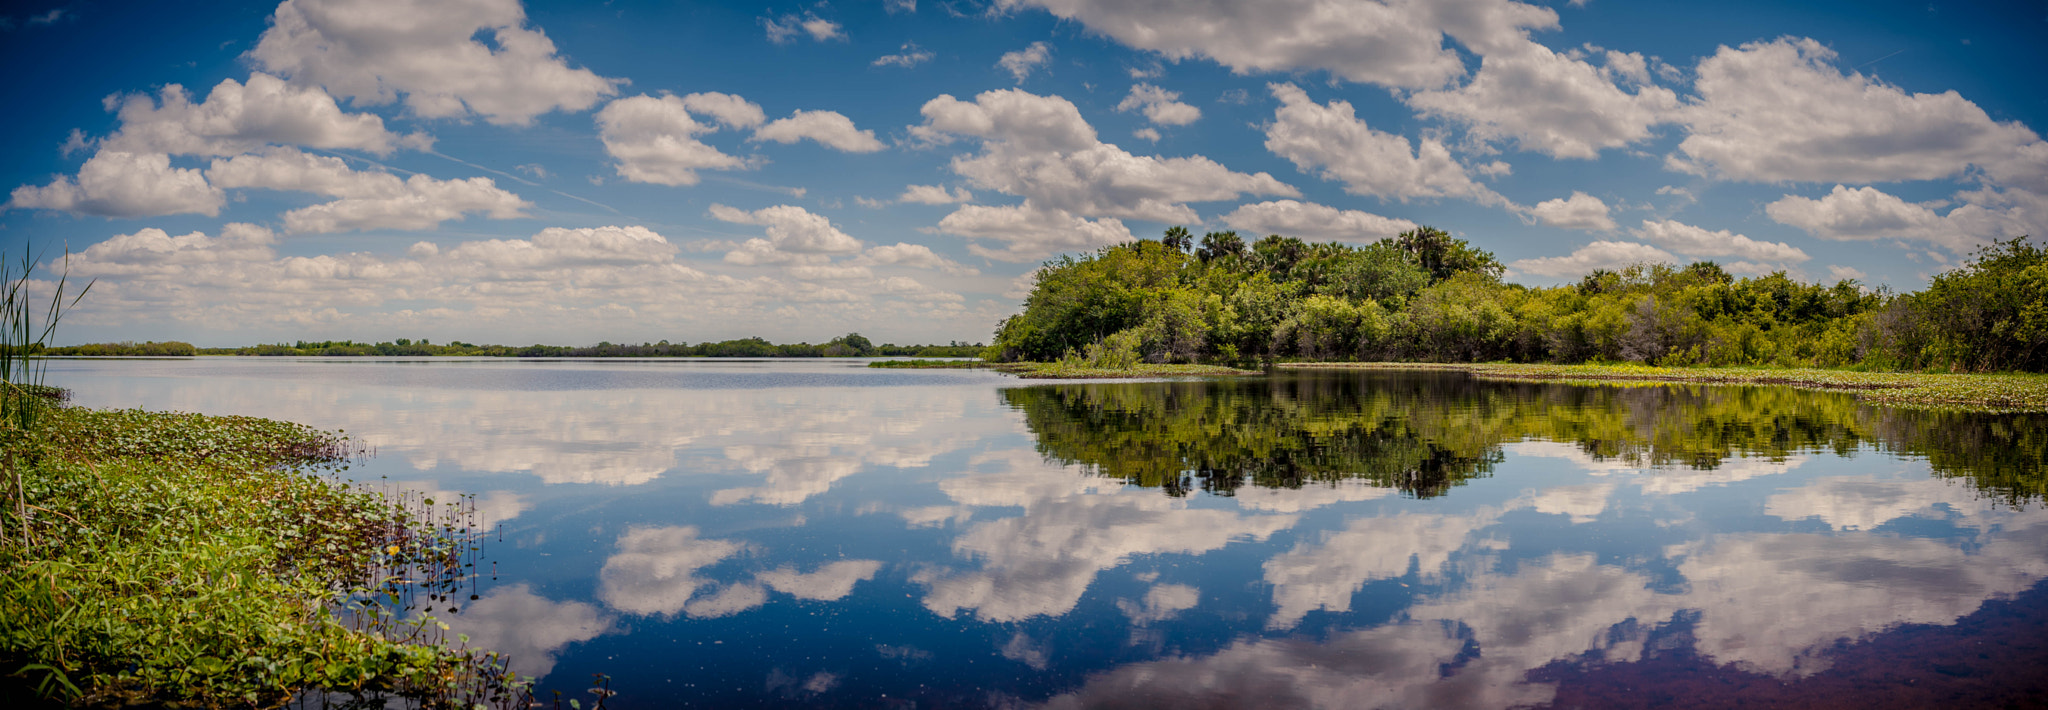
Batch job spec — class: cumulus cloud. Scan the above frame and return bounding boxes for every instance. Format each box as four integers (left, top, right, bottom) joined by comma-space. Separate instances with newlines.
1219, 199, 1416, 242
1265, 83, 1507, 207
1408, 42, 1677, 159
934, 204, 1133, 262
1762, 184, 2045, 253
1631, 218, 1809, 263
755, 560, 884, 601
7, 151, 223, 218
752, 110, 886, 153
916, 89, 1295, 224
250, 0, 621, 126
1508, 240, 1677, 278
442, 585, 612, 677
996, 0, 1558, 89
1525, 191, 1616, 231
1672, 37, 2048, 190
101, 73, 409, 157
679, 92, 767, 129
708, 203, 864, 265
595, 94, 751, 186
997, 42, 1053, 83
597, 525, 748, 617
1115, 84, 1201, 127
208, 147, 530, 232
858, 242, 979, 274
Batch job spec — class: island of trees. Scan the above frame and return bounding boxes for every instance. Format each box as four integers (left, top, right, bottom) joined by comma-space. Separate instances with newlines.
987, 226, 2047, 373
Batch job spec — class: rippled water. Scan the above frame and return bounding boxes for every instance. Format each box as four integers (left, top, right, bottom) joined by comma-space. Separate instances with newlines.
48, 358, 2048, 708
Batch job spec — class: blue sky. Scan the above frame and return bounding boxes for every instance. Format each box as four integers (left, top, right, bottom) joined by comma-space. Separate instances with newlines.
3, 0, 2044, 346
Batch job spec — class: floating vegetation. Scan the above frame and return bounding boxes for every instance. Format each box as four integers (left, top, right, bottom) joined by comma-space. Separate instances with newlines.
1282, 362, 2048, 413
0, 405, 560, 708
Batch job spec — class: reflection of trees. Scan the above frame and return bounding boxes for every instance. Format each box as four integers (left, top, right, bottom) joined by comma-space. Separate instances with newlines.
1003, 370, 2047, 504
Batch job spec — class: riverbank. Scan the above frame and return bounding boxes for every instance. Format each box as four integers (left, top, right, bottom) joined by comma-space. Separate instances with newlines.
869, 359, 1260, 379
1282, 362, 2048, 413
0, 402, 526, 707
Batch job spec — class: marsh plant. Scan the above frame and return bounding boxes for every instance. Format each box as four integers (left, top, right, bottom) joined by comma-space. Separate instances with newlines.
1, 245, 90, 546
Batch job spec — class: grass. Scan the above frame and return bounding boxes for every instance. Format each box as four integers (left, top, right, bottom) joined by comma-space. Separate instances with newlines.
0, 401, 537, 708
868, 359, 1261, 379
1280, 362, 2048, 413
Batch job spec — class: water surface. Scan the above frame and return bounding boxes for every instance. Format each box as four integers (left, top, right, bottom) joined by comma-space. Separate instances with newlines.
50, 358, 2048, 708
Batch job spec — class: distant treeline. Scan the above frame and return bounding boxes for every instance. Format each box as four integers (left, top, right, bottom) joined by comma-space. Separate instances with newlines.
991, 225, 2047, 373
165, 333, 982, 358
43, 341, 198, 356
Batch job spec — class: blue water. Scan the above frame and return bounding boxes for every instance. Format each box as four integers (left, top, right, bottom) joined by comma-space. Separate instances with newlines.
48, 358, 2048, 708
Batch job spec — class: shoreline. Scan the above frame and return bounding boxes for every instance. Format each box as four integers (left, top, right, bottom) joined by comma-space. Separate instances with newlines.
1282, 362, 2048, 413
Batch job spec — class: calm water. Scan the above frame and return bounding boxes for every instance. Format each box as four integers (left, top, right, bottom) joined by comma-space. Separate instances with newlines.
48, 358, 2048, 708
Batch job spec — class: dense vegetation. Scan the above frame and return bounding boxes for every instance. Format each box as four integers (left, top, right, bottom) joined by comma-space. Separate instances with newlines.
988, 226, 2046, 373
1006, 369, 2047, 505
42, 341, 197, 356
0, 401, 540, 707
176, 333, 983, 358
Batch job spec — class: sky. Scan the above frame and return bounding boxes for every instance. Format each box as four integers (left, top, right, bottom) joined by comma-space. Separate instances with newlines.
3, 0, 2045, 347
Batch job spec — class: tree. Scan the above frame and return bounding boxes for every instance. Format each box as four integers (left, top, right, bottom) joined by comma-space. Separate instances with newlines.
1162, 226, 1193, 253
1384, 226, 1504, 283
1197, 230, 1246, 263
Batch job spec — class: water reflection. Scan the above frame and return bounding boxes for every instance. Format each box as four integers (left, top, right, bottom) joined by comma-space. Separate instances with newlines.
45, 359, 2048, 707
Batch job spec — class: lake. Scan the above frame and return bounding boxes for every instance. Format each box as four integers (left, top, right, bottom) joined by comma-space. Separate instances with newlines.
48, 357, 2048, 708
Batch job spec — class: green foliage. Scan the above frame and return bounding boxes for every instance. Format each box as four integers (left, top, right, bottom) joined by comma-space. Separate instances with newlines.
1883, 236, 2048, 372
1, 408, 536, 707
988, 226, 2032, 373
45, 341, 197, 356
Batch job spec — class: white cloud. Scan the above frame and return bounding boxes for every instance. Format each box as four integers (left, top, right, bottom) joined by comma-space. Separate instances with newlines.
1265, 83, 1507, 207
1131, 128, 1161, 143
1526, 191, 1616, 231
441, 584, 612, 677
101, 73, 408, 157
7, 151, 223, 218
858, 242, 979, 275
762, 13, 844, 44
446, 225, 678, 268
753, 110, 887, 153
916, 89, 1295, 224
756, 560, 884, 601
1408, 42, 1677, 159
69, 223, 277, 277
1631, 218, 1808, 263
1508, 240, 1677, 278
597, 525, 747, 617
1264, 510, 1496, 628
708, 203, 864, 266
917, 452, 1297, 622
898, 184, 973, 204
873, 42, 933, 67
1219, 199, 1416, 242
1115, 84, 1201, 127
1118, 583, 1200, 625
250, 0, 621, 126
679, 92, 767, 129
208, 148, 530, 233
1826, 265, 1867, 282
1673, 37, 2048, 190
1759, 184, 2046, 254
996, 0, 1558, 89
934, 203, 1133, 262
997, 42, 1052, 83
595, 94, 749, 186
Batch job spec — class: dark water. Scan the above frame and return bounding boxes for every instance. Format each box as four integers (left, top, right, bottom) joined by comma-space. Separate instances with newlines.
48, 358, 2048, 708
